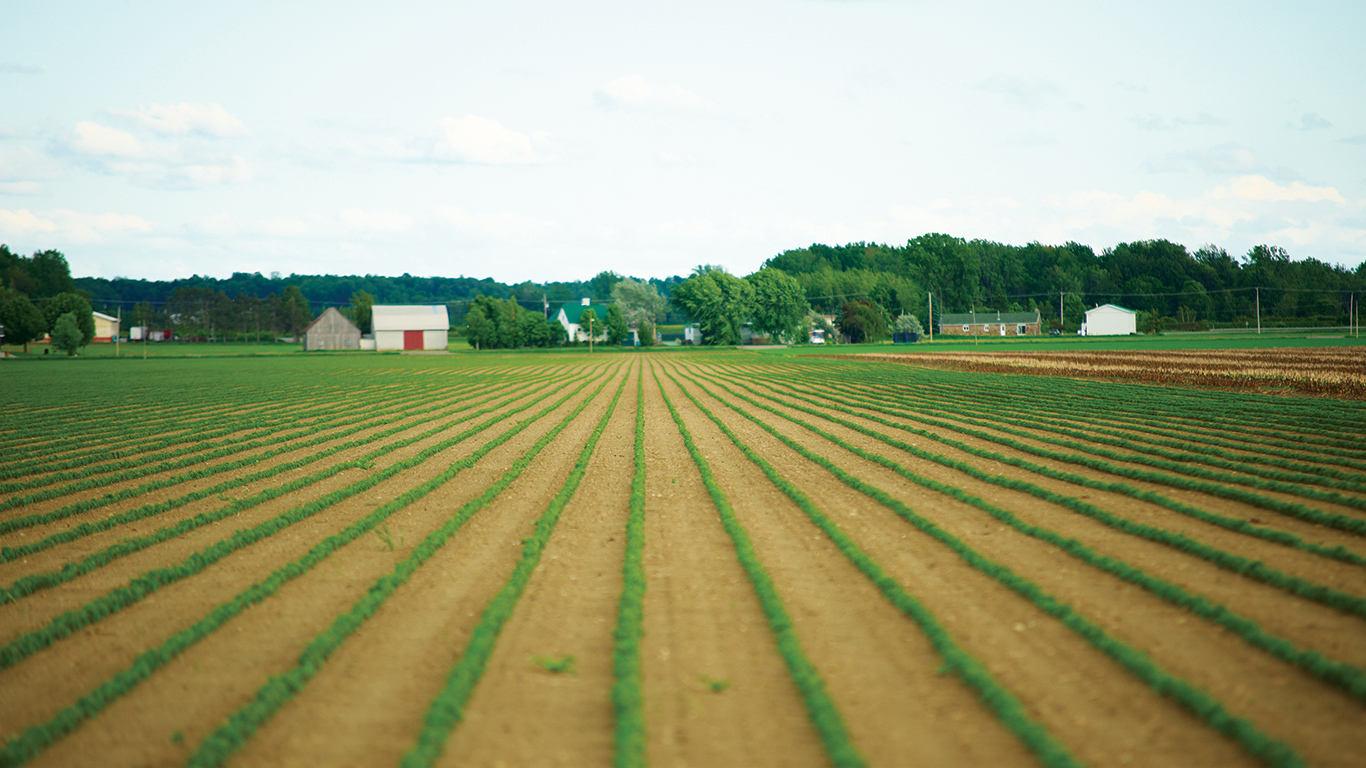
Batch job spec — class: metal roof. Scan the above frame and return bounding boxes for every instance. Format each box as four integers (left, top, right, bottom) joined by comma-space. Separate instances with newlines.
1085, 303, 1136, 315
940, 310, 1040, 324
372, 304, 450, 331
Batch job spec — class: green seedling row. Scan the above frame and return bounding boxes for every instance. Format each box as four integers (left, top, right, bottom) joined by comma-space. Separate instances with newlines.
653, 366, 866, 768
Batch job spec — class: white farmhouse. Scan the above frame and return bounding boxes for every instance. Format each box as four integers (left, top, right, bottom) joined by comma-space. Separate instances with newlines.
1081, 304, 1137, 336
372, 305, 449, 350
553, 298, 607, 343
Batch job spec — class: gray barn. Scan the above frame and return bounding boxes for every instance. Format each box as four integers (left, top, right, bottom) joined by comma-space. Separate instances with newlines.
302, 307, 361, 351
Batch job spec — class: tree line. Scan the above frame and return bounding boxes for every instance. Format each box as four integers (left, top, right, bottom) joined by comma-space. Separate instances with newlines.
768, 235, 1366, 331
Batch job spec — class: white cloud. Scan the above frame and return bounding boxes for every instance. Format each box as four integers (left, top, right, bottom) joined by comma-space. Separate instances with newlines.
111, 103, 247, 137
1288, 112, 1332, 131
889, 175, 1366, 261
182, 156, 254, 185
186, 213, 237, 236
437, 206, 554, 241
0, 208, 150, 242
1133, 112, 1223, 131
1212, 175, 1345, 204
419, 116, 541, 164
342, 208, 412, 232
594, 75, 704, 111
262, 217, 310, 237
1144, 143, 1261, 174
974, 74, 1060, 109
69, 121, 144, 157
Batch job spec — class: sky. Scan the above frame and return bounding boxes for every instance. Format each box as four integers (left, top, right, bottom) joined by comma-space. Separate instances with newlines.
1, 0, 1364, 283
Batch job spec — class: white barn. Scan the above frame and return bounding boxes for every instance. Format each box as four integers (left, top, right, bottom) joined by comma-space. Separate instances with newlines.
1081, 304, 1137, 336
372, 305, 449, 350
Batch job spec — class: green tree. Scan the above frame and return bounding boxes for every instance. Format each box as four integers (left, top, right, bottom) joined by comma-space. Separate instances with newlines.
839, 299, 889, 343
278, 285, 313, 338
893, 314, 924, 335
41, 292, 95, 345
51, 312, 83, 355
638, 319, 656, 347
605, 304, 629, 345
547, 318, 568, 345
464, 302, 496, 349
669, 269, 755, 345
747, 268, 808, 343
610, 278, 666, 326
349, 290, 375, 334
0, 292, 48, 351
579, 307, 600, 351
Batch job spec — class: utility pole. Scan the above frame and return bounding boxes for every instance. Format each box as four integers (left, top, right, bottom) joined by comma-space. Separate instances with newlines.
927, 292, 933, 343
1256, 287, 1261, 334
972, 306, 977, 346
1060, 291, 1065, 330
115, 307, 121, 357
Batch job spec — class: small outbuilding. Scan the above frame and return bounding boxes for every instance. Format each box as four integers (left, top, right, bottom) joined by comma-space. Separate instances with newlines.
92, 311, 120, 342
1081, 304, 1137, 336
301, 307, 362, 351
372, 304, 450, 351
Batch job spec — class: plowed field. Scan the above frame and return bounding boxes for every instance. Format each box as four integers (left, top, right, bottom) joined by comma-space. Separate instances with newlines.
1, 351, 1363, 768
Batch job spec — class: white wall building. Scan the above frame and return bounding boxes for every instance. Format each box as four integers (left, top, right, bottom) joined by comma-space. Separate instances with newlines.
372, 305, 449, 350
1081, 304, 1137, 336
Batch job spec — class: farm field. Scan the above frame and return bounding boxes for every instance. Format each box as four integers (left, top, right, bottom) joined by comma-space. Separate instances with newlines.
1, 351, 1364, 767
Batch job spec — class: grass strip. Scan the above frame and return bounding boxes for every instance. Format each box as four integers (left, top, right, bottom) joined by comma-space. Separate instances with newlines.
667, 364, 1303, 768
682, 365, 1366, 702
0, 365, 611, 768
653, 365, 866, 768
664, 367, 1083, 768
612, 367, 648, 768
188, 366, 623, 768
0, 366, 604, 672
401, 366, 629, 767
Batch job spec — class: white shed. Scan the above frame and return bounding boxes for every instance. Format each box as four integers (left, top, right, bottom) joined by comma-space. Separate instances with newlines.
372, 305, 449, 350
1081, 304, 1137, 336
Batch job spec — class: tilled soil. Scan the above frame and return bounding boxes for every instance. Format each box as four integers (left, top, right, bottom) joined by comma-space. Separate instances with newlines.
3, 352, 1364, 768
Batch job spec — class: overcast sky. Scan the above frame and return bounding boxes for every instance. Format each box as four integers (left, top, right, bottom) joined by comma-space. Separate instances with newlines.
2, 1, 1363, 283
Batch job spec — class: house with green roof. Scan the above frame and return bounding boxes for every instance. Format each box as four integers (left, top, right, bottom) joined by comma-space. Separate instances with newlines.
553, 299, 608, 343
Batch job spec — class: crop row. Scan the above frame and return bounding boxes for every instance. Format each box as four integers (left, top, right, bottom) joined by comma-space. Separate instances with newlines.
0, 364, 606, 673
663, 364, 1082, 768
676, 364, 1366, 702
744, 366, 1366, 536
0, 363, 617, 767
0, 372, 536, 539
718, 366, 1366, 610
841, 368, 1366, 481
186, 365, 625, 768
653, 365, 866, 768
0, 375, 559, 603
664, 361, 1303, 768
610, 370, 648, 768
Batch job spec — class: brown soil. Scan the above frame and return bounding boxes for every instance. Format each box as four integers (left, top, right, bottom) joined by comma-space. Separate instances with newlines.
3, 353, 1364, 768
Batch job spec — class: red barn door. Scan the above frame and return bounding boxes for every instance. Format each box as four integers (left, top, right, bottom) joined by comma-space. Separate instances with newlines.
403, 330, 423, 350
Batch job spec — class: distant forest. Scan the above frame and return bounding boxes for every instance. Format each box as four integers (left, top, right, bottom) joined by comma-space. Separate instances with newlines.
4, 233, 1366, 344
767, 235, 1366, 329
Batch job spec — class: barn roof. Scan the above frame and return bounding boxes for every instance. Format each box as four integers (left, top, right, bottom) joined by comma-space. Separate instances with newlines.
372, 304, 449, 331
302, 306, 359, 334
940, 310, 1040, 324
557, 303, 608, 324
92, 311, 119, 322
1085, 303, 1136, 315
